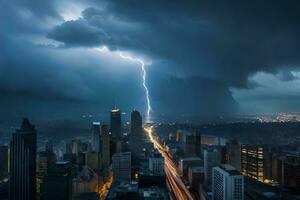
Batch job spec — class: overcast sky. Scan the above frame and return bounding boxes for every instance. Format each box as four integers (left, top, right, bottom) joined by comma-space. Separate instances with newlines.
1, 0, 300, 120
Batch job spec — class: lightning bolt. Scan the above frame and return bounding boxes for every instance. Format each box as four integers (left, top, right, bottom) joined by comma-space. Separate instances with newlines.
97, 46, 152, 121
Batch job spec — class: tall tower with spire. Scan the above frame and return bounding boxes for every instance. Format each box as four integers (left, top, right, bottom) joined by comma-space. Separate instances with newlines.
10, 118, 37, 200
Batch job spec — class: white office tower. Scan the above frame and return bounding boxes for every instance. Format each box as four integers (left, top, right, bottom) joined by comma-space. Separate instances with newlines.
212, 164, 244, 200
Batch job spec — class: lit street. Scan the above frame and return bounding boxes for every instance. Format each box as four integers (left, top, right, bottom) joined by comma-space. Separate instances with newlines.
145, 126, 194, 200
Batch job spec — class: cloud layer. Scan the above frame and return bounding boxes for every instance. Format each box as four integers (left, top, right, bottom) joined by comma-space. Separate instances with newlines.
1, 0, 300, 119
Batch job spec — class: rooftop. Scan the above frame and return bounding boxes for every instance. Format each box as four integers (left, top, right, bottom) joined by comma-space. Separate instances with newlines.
218, 164, 242, 176
111, 108, 120, 113
141, 186, 169, 199
113, 151, 131, 157
107, 181, 139, 199
180, 156, 202, 161
189, 166, 204, 173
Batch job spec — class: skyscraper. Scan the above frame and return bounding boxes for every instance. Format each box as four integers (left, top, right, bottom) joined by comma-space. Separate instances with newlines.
212, 164, 244, 200
0, 145, 8, 180
130, 110, 143, 139
10, 118, 37, 200
92, 122, 101, 152
101, 125, 110, 169
130, 110, 144, 155
110, 108, 121, 138
226, 139, 241, 171
40, 162, 72, 200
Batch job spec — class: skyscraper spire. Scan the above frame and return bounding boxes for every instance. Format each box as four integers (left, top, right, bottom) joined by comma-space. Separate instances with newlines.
20, 118, 34, 131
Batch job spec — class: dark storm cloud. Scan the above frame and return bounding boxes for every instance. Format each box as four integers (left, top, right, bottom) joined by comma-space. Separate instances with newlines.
0, 37, 91, 101
48, 0, 300, 88
48, 19, 109, 47
2, 0, 300, 118
148, 70, 237, 117
0, 35, 146, 118
0, 0, 145, 117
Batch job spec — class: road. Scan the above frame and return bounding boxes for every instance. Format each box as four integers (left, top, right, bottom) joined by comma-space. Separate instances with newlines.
145, 126, 194, 200
98, 174, 113, 200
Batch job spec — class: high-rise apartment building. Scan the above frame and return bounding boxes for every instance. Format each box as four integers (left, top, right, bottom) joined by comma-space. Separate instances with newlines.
10, 118, 37, 200
241, 144, 264, 182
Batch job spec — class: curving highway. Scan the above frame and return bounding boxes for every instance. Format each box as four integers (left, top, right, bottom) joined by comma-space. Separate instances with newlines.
145, 126, 194, 200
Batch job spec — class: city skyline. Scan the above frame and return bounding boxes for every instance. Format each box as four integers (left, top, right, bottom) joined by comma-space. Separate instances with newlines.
0, 107, 300, 200
1, 1, 300, 200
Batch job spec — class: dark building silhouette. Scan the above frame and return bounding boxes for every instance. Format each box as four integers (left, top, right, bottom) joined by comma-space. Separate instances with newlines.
37, 145, 56, 181
284, 156, 300, 190
40, 162, 72, 200
130, 110, 144, 155
101, 125, 110, 169
0, 181, 8, 200
0, 145, 8, 180
9, 118, 37, 200
110, 108, 121, 138
226, 139, 241, 171
130, 110, 142, 139
182, 131, 201, 156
